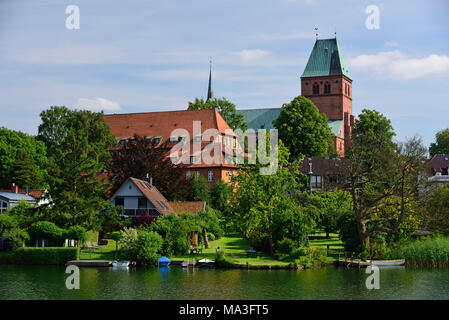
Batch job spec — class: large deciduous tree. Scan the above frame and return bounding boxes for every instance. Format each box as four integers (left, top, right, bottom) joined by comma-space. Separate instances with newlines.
110, 134, 191, 201
345, 109, 426, 254
274, 96, 333, 159
188, 97, 248, 131
37, 106, 117, 228
429, 128, 449, 157
0, 127, 47, 189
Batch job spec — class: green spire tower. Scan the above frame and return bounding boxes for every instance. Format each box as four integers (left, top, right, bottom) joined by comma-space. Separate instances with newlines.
206, 59, 214, 102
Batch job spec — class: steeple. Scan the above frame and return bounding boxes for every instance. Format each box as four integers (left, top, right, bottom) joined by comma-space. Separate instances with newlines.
206, 59, 214, 102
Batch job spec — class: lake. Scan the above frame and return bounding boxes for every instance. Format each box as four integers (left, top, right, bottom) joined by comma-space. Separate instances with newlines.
1, 265, 449, 300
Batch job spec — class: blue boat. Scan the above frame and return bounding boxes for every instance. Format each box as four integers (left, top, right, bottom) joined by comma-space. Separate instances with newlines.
158, 256, 171, 267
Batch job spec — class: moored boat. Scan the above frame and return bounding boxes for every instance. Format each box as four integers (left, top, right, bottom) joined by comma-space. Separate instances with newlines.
112, 260, 130, 268
371, 259, 405, 266
197, 258, 215, 268
158, 256, 171, 267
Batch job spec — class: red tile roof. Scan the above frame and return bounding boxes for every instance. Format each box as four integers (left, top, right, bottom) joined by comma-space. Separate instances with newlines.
104, 109, 240, 169
167, 201, 206, 215
123, 178, 173, 215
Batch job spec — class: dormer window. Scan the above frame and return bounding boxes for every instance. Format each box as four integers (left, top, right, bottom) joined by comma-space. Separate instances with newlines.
190, 156, 198, 164
169, 136, 178, 143
313, 83, 319, 95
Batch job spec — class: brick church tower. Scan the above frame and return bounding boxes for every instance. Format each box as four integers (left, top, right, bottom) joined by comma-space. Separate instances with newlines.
300, 38, 354, 156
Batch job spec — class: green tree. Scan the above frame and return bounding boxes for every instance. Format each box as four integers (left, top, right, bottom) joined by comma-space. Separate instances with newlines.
211, 180, 233, 213
10, 151, 44, 189
189, 175, 211, 204
37, 106, 116, 228
429, 128, 449, 157
65, 225, 87, 247
150, 213, 190, 256
0, 127, 47, 189
346, 110, 426, 254
274, 96, 333, 159
231, 140, 314, 256
134, 230, 163, 266
188, 97, 248, 131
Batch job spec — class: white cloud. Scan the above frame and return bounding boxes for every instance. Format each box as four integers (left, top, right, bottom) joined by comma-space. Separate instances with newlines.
232, 49, 271, 63
348, 50, 449, 80
77, 97, 121, 111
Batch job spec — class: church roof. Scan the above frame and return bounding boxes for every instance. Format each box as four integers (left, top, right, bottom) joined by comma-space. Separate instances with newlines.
301, 38, 351, 79
237, 108, 342, 136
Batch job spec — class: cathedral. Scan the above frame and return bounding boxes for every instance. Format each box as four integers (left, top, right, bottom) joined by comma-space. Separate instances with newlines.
238, 37, 354, 157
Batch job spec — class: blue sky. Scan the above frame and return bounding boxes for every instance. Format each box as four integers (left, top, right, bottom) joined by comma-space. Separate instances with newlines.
1, 0, 448, 150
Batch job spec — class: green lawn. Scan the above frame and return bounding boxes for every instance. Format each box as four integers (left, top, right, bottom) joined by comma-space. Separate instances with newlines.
78, 231, 344, 266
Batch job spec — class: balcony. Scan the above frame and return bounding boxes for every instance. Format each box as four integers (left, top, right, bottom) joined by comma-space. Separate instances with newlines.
121, 208, 161, 217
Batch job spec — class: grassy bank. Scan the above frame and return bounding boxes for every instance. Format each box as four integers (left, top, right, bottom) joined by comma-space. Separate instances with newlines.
389, 236, 449, 268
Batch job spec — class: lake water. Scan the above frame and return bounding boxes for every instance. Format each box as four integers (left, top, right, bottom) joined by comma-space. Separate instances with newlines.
1, 265, 449, 300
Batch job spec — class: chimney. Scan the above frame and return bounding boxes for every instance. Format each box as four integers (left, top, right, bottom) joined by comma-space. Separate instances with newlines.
11, 183, 18, 193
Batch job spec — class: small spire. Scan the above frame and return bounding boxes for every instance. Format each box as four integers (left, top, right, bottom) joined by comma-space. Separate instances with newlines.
314, 27, 319, 40
334, 26, 337, 39
206, 58, 214, 102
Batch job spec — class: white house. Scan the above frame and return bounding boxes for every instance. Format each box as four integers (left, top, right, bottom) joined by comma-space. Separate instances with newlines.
109, 177, 173, 217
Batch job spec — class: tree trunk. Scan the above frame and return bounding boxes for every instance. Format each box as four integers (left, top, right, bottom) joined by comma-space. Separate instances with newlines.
115, 241, 118, 259
325, 220, 330, 238
202, 228, 209, 249
267, 212, 274, 257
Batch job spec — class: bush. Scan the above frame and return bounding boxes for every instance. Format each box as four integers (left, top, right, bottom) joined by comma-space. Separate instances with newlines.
277, 238, 297, 254
27, 221, 65, 246
150, 214, 189, 256
295, 247, 326, 268
0, 247, 79, 265
207, 233, 216, 242
215, 251, 234, 268
65, 225, 87, 247
118, 227, 138, 260
134, 231, 163, 267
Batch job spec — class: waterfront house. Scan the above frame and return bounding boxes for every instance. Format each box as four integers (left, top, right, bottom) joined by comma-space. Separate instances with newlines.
109, 177, 173, 218
0, 184, 46, 214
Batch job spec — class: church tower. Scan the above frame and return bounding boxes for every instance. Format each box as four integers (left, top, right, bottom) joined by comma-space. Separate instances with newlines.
301, 38, 354, 156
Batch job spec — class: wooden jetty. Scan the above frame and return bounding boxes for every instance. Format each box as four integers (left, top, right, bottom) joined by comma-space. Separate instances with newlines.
333, 259, 371, 268
66, 260, 112, 267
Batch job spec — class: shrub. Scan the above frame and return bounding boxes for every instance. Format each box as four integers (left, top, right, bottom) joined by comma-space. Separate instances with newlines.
207, 233, 216, 242
118, 227, 138, 260
27, 221, 64, 246
277, 238, 297, 254
295, 247, 326, 268
65, 225, 87, 247
0, 247, 79, 265
215, 251, 234, 268
134, 231, 163, 267
150, 214, 189, 256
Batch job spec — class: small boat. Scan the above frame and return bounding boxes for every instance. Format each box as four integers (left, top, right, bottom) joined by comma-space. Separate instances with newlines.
197, 258, 215, 268
158, 256, 171, 267
371, 259, 405, 266
112, 260, 130, 268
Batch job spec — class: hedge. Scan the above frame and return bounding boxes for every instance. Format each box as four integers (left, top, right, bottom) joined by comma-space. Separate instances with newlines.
0, 247, 80, 265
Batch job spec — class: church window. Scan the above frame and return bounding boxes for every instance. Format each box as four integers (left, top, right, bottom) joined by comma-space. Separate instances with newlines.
324, 82, 331, 94
313, 83, 319, 94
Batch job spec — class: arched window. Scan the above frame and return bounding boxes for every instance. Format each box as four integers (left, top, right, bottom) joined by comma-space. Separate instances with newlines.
313, 83, 319, 94
345, 83, 348, 96
324, 82, 331, 94
348, 86, 351, 97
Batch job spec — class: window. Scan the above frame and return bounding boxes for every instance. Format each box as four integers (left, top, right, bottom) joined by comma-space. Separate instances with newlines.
119, 139, 127, 146
190, 156, 197, 164
208, 170, 214, 182
313, 83, 319, 94
115, 197, 124, 207
186, 171, 192, 179
138, 198, 147, 209
0, 201, 8, 214
154, 137, 162, 144
228, 171, 233, 182
348, 86, 351, 97
195, 171, 200, 178
169, 136, 178, 143
324, 82, 331, 94
311, 175, 322, 189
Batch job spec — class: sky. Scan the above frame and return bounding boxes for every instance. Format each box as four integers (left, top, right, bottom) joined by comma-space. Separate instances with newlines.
0, 0, 448, 150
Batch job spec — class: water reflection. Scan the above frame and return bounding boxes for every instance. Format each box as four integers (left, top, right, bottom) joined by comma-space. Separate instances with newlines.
1, 265, 449, 300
